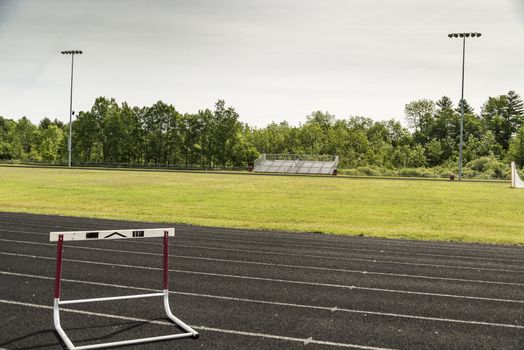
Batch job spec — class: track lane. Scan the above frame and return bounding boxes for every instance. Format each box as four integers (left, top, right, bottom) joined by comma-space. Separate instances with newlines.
1, 273, 523, 350
1, 212, 523, 349
2, 250, 523, 328
2, 229, 523, 284
0, 212, 522, 257
1, 237, 523, 302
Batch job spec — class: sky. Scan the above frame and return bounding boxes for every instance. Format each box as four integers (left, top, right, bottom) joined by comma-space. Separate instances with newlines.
0, 0, 523, 128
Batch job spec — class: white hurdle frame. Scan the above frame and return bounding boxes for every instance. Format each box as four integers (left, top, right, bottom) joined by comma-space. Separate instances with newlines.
50, 228, 199, 350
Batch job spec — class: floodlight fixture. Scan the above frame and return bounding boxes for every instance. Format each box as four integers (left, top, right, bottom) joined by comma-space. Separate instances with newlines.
447, 33, 481, 180
60, 49, 83, 167
61, 50, 83, 55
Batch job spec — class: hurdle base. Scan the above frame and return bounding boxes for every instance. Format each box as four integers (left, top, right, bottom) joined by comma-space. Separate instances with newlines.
53, 290, 199, 350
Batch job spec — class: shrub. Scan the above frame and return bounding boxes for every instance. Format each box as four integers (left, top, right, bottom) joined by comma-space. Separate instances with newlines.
464, 156, 508, 179
399, 167, 435, 178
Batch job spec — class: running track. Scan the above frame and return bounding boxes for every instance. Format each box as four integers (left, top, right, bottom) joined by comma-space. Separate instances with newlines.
0, 212, 522, 349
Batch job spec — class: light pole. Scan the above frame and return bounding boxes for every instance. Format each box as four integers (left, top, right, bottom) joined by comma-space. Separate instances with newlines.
447, 32, 481, 180
61, 50, 83, 168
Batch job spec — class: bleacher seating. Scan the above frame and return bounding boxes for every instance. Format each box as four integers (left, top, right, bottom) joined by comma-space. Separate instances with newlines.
254, 154, 339, 175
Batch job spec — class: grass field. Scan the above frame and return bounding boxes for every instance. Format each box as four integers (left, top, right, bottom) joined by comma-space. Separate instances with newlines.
0, 166, 523, 245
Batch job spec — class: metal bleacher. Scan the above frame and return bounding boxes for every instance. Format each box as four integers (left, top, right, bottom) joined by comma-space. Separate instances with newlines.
254, 154, 339, 175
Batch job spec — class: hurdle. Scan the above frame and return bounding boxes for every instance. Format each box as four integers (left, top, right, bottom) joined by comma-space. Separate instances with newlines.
50, 228, 199, 349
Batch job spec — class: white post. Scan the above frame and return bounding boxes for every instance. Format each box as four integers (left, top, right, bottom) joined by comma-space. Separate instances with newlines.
511, 161, 516, 188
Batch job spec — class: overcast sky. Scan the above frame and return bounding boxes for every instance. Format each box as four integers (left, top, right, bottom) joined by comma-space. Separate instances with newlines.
1, 0, 523, 127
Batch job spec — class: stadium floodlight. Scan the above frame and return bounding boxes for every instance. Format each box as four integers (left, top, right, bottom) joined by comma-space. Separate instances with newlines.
61, 50, 83, 167
448, 32, 481, 180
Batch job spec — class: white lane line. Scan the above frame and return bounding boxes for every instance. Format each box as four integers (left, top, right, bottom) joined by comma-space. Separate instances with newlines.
175, 243, 524, 274
3, 214, 521, 255
60, 241, 524, 286
176, 256, 524, 287
2, 235, 523, 286
1, 217, 521, 255
194, 325, 394, 349
0, 298, 395, 350
1, 236, 522, 275
175, 231, 524, 255
2, 251, 524, 304
78, 229, 524, 264
2, 270, 523, 330
1, 236, 522, 286
3, 226, 523, 263
170, 235, 524, 263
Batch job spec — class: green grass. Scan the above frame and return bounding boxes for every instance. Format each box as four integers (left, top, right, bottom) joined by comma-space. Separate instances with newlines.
0, 166, 523, 245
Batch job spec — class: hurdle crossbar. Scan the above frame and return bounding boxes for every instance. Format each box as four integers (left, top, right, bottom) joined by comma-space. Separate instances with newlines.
50, 228, 199, 350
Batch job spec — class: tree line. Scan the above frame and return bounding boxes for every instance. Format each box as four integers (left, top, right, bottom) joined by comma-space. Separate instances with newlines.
1, 91, 523, 178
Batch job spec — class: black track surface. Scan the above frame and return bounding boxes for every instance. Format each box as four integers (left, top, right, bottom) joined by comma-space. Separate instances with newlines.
0, 212, 522, 349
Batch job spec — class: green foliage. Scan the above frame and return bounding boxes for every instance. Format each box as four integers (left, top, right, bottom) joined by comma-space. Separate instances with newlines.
455, 99, 475, 114
464, 156, 507, 179
2, 91, 524, 178
65, 99, 251, 167
36, 125, 64, 161
481, 90, 524, 150
508, 126, 524, 167
0, 117, 16, 159
404, 99, 435, 133
210, 100, 242, 166
425, 139, 443, 166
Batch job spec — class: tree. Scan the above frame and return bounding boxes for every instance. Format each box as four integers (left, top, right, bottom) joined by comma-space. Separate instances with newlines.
404, 99, 435, 133
338, 117, 372, 167
477, 131, 502, 157
197, 108, 214, 166
409, 144, 426, 167
209, 100, 242, 167
37, 125, 64, 161
39, 117, 52, 130
383, 120, 412, 148
232, 123, 260, 166
0, 117, 16, 159
178, 113, 201, 166
481, 91, 524, 149
508, 126, 524, 167
436, 96, 453, 110
2, 91, 522, 174
432, 96, 457, 141
455, 99, 474, 115
506, 90, 524, 130
13, 117, 38, 159
141, 101, 181, 164
305, 111, 335, 132
425, 139, 443, 166
249, 121, 294, 155
72, 98, 105, 162
100, 99, 125, 163
298, 122, 326, 155
120, 103, 144, 163
391, 144, 425, 168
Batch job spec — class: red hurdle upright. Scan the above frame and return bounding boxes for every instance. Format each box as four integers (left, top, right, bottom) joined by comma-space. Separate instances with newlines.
50, 227, 198, 350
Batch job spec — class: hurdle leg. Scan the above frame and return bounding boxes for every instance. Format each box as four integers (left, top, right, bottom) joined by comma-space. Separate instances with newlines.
162, 231, 199, 338
53, 234, 75, 349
